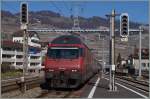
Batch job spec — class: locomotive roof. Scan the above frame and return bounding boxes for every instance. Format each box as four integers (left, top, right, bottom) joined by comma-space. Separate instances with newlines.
50, 34, 96, 58
51, 35, 83, 44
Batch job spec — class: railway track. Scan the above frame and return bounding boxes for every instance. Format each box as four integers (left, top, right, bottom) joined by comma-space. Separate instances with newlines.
36, 74, 97, 98
117, 76, 149, 86
1, 75, 42, 93
37, 90, 70, 98
36, 89, 82, 98
115, 76, 149, 93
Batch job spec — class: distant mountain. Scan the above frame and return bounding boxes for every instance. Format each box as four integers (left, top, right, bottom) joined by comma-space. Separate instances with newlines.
2, 10, 144, 27
2, 11, 14, 18
1, 10, 147, 39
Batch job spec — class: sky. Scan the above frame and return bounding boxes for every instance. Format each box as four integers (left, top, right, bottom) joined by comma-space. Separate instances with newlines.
1, 0, 149, 24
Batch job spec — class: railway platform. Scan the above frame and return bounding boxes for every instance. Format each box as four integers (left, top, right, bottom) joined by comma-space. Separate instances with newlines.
81, 74, 149, 98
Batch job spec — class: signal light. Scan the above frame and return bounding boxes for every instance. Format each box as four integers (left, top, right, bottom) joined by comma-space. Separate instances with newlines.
120, 13, 129, 37
21, 3, 28, 24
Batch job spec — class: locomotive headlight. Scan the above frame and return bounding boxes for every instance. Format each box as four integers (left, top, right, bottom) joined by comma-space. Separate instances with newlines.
72, 69, 77, 72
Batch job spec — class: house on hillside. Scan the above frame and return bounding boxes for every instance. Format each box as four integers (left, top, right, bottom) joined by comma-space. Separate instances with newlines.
12, 30, 41, 47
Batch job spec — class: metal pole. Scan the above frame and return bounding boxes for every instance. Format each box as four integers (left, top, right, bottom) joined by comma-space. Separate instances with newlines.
106, 9, 119, 91
149, 21, 150, 99
22, 28, 28, 93
111, 10, 115, 67
24, 29, 28, 75
109, 16, 112, 91
138, 26, 142, 78
111, 9, 116, 91
99, 34, 104, 78
104, 62, 106, 73
109, 65, 112, 90
102, 37, 104, 77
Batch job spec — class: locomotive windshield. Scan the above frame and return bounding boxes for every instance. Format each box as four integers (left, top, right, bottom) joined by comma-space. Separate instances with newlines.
47, 48, 82, 59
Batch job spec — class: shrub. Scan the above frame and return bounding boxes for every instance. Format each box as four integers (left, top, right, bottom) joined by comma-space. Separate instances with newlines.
1, 63, 15, 73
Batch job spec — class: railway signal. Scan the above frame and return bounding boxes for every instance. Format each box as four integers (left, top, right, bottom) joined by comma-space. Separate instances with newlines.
20, 2, 29, 93
21, 3, 28, 24
120, 13, 129, 37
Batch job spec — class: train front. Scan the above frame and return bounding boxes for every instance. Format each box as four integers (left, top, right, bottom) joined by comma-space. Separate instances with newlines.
44, 35, 84, 88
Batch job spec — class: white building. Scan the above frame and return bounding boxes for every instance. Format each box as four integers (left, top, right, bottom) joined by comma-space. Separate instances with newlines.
133, 59, 149, 71
1, 30, 44, 71
12, 30, 41, 47
1, 40, 44, 70
131, 48, 149, 71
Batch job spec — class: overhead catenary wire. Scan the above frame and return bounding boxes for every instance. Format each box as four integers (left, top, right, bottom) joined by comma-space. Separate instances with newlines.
50, 1, 65, 16
62, 2, 70, 13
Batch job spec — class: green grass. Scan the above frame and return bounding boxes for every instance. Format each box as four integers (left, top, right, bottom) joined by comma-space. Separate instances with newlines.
1, 70, 23, 79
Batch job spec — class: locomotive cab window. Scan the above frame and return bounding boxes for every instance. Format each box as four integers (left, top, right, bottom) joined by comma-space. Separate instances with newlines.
47, 47, 82, 59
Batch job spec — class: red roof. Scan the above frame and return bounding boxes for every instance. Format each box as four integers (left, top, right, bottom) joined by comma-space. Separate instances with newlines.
1, 40, 41, 51
133, 48, 149, 59
2, 40, 22, 49
12, 30, 40, 39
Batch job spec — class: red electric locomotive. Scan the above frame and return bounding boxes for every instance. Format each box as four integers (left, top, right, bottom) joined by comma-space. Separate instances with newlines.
44, 35, 100, 88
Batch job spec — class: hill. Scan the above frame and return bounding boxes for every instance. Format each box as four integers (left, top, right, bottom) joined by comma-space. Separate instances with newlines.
2, 10, 143, 36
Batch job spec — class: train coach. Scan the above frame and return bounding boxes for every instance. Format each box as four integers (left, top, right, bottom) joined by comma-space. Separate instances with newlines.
43, 35, 101, 88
